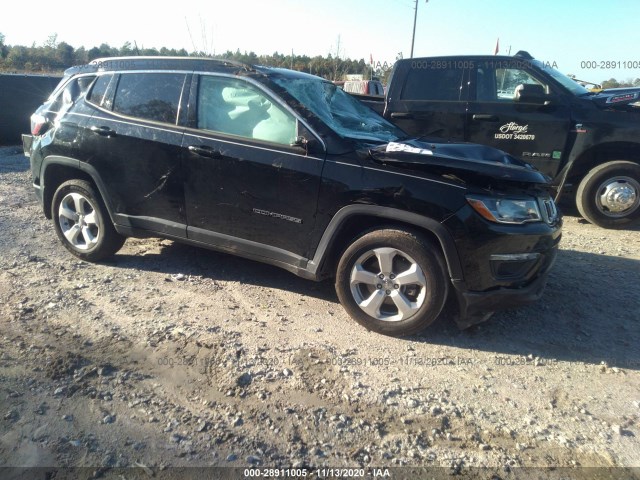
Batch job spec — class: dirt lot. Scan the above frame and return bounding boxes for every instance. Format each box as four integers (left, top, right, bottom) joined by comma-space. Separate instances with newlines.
1, 145, 639, 479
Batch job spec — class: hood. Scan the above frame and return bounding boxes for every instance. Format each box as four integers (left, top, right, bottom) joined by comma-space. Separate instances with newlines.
369, 139, 550, 186
589, 87, 640, 109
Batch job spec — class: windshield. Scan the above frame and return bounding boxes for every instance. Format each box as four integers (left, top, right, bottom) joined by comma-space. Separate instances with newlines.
272, 76, 403, 143
537, 61, 590, 96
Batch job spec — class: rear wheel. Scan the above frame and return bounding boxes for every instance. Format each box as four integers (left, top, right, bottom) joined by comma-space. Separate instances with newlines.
51, 180, 125, 261
576, 161, 640, 229
335, 229, 448, 336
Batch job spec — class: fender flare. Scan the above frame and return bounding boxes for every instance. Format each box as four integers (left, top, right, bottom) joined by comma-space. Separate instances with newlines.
41, 155, 120, 224
307, 205, 464, 281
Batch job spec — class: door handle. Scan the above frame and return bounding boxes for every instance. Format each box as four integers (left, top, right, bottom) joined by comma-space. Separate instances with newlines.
90, 125, 116, 136
188, 145, 222, 159
390, 112, 414, 119
472, 114, 499, 122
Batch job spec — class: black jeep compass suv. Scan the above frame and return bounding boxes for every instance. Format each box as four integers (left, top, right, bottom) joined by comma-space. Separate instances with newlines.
23, 57, 562, 336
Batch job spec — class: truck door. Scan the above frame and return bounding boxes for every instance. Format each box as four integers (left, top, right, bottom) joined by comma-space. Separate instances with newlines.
466, 62, 571, 178
385, 60, 470, 141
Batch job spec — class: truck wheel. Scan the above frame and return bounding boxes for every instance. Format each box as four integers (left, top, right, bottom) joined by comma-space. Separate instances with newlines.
576, 161, 640, 229
51, 180, 125, 261
335, 229, 448, 337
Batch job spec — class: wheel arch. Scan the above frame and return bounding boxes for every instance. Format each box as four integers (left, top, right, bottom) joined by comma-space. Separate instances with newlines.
41, 156, 116, 222
565, 142, 640, 187
308, 205, 463, 282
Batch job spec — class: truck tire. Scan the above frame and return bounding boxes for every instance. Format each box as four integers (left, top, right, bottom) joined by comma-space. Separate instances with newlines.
335, 229, 448, 337
52, 180, 125, 261
576, 161, 640, 229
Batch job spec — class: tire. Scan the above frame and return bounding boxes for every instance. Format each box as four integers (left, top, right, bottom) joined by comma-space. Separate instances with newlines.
51, 180, 125, 261
576, 161, 640, 229
335, 229, 449, 337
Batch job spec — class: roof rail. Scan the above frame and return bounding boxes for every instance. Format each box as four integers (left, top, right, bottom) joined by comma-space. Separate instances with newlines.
65, 56, 254, 76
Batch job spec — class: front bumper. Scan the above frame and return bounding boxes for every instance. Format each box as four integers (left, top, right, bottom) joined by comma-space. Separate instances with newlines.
452, 245, 557, 329
443, 203, 561, 329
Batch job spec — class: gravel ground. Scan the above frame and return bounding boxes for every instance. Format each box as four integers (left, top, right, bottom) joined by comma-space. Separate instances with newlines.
1, 145, 639, 479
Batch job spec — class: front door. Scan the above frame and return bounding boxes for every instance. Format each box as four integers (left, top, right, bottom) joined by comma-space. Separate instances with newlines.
182, 74, 325, 258
466, 63, 571, 178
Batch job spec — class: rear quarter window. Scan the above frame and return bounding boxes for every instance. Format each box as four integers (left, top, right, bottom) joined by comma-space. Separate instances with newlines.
87, 74, 113, 108
401, 67, 466, 101
112, 73, 186, 124
49, 75, 97, 113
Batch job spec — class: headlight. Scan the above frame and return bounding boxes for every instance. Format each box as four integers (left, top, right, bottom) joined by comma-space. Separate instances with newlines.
466, 195, 542, 224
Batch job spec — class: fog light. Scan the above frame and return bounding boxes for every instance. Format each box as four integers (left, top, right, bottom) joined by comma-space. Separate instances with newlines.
490, 253, 540, 280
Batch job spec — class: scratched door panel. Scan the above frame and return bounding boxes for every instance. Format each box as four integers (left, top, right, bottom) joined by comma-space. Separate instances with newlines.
83, 72, 188, 234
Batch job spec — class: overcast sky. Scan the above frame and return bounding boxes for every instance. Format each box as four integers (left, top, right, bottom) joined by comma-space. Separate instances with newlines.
2, 0, 639, 81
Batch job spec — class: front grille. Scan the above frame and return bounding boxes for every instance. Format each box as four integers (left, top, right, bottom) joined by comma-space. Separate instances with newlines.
540, 197, 559, 224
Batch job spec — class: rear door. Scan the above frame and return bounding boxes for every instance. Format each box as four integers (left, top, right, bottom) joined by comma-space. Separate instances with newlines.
181, 74, 325, 258
385, 59, 471, 140
466, 60, 571, 177
83, 72, 188, 237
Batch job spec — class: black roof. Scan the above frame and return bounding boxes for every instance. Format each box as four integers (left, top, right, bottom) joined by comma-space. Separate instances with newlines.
64, 56, 253, 76
398, 51, 538, 65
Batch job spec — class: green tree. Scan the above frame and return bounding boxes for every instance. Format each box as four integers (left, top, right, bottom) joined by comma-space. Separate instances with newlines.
0, 32, 8, 60
55, 42, 74, 67
5, 45, 28, 69
120, 41, 133, 55
601, 78, 620, 89
74, 46, 88, 65
44, 33, 58, 49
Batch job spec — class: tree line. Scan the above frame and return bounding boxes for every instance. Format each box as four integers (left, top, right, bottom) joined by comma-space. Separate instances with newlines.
0, 33, 377, 81
599, 78, 640, 89
2, 33, 638, 87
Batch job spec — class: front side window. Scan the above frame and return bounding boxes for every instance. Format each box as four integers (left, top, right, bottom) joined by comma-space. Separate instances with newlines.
112, 73, 185, 124
197, 76, 296, 145
477, 68, 546, 102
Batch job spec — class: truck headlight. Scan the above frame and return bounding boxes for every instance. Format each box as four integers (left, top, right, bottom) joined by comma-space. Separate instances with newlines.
466, 195, 542, 224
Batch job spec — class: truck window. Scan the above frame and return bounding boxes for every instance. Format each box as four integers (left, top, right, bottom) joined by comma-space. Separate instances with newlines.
477, 67, 545, 102
401, 68, 466, 101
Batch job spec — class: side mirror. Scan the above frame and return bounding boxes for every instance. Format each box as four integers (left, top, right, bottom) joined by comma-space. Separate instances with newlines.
515, 84, 549, 104
290, 136, 308, 148
291, 121, 324, 154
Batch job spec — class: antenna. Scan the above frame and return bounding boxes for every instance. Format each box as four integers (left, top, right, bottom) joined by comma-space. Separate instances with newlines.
200, 15, 208, 56
184, 16, 198, 53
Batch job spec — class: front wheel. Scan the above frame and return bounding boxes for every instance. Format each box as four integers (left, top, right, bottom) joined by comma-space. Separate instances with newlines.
576, 161, 640, 229
51, 180, 125, 261
335, 229, 449, 337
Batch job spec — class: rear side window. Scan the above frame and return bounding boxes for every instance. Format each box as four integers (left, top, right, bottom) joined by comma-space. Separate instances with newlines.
112, 73, 186, 124
401, 67, 466, 101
